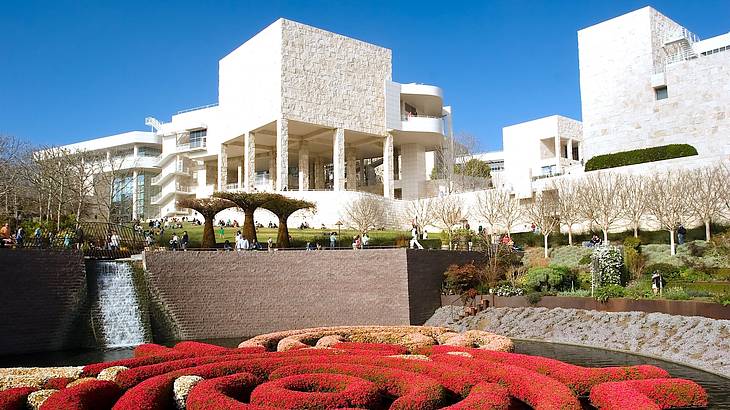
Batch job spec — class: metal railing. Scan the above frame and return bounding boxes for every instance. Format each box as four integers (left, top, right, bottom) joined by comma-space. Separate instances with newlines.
176, 139, 207, 152
176, 103, 219, 115
401, 113, 444, 121
225, 182, 240, 190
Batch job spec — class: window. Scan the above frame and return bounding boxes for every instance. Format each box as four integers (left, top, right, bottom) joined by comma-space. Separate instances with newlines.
572, 146, 579, 161
655, 86, 668, 100
190, 129, 207, 148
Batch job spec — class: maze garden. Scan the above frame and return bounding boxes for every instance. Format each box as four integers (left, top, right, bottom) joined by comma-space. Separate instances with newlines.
0, 326, 709, 409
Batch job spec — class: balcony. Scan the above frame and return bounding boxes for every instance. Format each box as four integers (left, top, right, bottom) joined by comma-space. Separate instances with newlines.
176, 139, 207, 153
400, 114, 445, 135
150, 184, 193, 205
151, 163, 192, 186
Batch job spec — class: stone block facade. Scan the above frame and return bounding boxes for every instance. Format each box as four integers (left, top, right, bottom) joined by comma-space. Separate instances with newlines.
280, 19, 392, 136
0, 250, 87, 355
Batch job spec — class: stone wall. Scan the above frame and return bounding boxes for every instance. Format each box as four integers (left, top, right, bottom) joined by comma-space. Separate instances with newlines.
143, 249, 478, 341
426, 306, 730, 378
280, 19, 392, 136
0, 249, 87, 355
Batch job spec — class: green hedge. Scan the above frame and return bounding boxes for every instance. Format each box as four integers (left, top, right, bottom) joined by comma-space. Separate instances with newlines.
584, 144, 698, 171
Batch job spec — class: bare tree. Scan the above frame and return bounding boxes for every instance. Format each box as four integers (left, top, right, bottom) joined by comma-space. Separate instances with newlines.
524, 190, 560, 258
432, 132, 489, 193
341, 195, 386, 239
406, 198, 435, 234
619, 174, 648, 238
475, 190, 502, 243
432, 195, 468, 250
687, 164, 728, 241
553, 178, 583, 245
88, 149, 138, 223
577, 172, 625, 243
476, 189, 521, 242
645, 171, 690, 255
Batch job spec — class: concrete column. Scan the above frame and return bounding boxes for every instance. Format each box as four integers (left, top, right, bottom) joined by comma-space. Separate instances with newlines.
314, 157, 325, 190
198, 163, 207, 192
276, 118, 289, 191
346, 145, 357, 191
237, 159, 243, 190
269, 150, 276, 191
298, 142, 309, 192
383, 133, 394, 199
218, 144, 228, 191
244, 132, 256, 191
132, 170, 139, 220
567, 138, 574, 161
333, 128, 345, 191
133, 144, 139, 158
400, 143, 426, 200
554, 136, 561, 171
360, 159, 367, 186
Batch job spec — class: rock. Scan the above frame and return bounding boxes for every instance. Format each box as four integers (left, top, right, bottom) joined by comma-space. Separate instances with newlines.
97, 366, 128, 382
173, 375, 204, 409
27, 389, 57, 410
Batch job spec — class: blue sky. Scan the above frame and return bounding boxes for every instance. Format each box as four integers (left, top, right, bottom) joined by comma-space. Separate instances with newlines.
1, 1, 728, 151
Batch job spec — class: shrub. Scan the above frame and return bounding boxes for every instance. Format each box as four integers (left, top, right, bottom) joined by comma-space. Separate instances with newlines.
443, 263, 483, 295
525, 292, 543, 305
623, 237, 642, 251
589, 378, 708, 409
584, 143, 698, 171
557, 289, 591, 297
577, 271, 592, 290
623, 238, 645, 279
249, 373, 382, 409
39, 379, 121, 409
644, 263, 681, 280
685, 289, 711, 298
0, 387, 38, 410
522, 266, 575, 292
679, 268, 711, 282
492, 284, 524, 297
594, 285, 625, 303
591, 246, 624, 286
625, 281, 654, 300
713, 293, 730, 306
578, 254, 592, 265
663, 287, 690, 300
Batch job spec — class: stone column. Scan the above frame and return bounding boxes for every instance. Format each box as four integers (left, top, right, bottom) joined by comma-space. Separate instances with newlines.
346, 145, 357, 191
244, 132, 256, 191
314, 157, 325, 190
237, 159, 243, 190
298, 142, 309, 191
132, 170, 139, 220
276, 118, 289, 191
383, 133, 394, 199
218, 143, 228, 191
554, 136, 561, 171
400, 143, 426, 200
360, 159, 367, 186
269, 150, 276, 191
567, 138, 574, 161
333, 128, 345, 191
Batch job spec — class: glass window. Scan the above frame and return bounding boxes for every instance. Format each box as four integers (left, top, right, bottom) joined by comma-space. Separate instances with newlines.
655, 86, 668, 100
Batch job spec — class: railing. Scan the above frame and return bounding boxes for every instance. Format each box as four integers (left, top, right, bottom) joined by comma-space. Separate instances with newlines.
151, 184, 192, 203
532, 172, 563, 181
225, 182, 240, 190
401, 113, 444, 121
150, 164, 190, 185
176, 103, 219, 115
176, 139, 207, 152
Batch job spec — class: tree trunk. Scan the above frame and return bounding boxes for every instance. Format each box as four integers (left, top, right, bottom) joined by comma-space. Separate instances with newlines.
633, 223, 639, 238
705, 220, 711, 241
243, 209, 257, 242
277, 216, 289, 248
669, 229, 676, 256
543, 234, 549, 258
202, 218, 216, 249
602, 229, 608, 243
568, 226, 573, 246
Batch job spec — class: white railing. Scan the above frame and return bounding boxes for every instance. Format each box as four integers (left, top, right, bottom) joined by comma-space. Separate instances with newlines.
151, 184, 192, 203
176, 139, 207, 152
176, 103, 219, 115
225, 182, 240, 190
401, 113, 444, 121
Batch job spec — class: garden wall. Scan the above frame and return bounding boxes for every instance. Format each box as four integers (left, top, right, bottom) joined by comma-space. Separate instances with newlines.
144, 249, 482, 341
0, 249, 88, 355
441, 295, 730, 320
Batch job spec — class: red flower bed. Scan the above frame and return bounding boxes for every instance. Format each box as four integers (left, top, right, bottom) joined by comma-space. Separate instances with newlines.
42, 377, 73, 390
6, 339, 709, 410
250, 373, 381, 409
39, 379, 121, 410
589, 378, 709, 410
0, 387, 38, 410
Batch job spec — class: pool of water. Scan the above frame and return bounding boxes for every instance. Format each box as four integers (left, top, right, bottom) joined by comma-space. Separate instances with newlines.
0, 339, 727, 408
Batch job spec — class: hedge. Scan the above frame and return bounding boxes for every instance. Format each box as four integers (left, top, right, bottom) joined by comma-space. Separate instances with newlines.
584, 144, 698, 171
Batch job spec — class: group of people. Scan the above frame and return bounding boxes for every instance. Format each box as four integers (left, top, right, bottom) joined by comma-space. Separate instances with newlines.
221, 230, 266, 251
167, 231, 190, 251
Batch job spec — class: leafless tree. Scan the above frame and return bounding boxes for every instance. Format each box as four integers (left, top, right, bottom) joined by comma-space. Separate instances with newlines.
645, 171, 691, 255
432, 132, 489, 193
341, 195, 386, 239
687, 164, 729, 241
406, 198, 435, 233
524, 190, 560, 258
553, 178, 583, 245
619, 174, 648, 238
476, 189, 521, 242
88, 149, 138, 223
577, 172, 625, 243
432, 195, 468, 250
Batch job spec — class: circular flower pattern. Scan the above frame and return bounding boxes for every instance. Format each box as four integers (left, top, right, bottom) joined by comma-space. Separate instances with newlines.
0, 327, 709, 409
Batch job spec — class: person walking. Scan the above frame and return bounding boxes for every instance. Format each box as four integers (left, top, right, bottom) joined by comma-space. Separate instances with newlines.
329, 232, 337, 249
181, 231, 189, 251
169, 233, 179, 251
267, 237, 273, 252
410, 225, 424, 249
362, 233, 370, 248
110, 232, 121, 250
15, 226, 25, 247
33, 227, 42, 247
677, 224, 687, 245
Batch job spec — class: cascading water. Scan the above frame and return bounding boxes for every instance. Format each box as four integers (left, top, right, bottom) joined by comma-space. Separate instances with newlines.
89, 261, 148, 348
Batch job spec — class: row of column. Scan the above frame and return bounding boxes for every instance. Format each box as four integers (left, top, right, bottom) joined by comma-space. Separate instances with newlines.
217, 119, 395, 199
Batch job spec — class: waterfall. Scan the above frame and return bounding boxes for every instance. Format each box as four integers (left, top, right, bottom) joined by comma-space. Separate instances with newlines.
89, 261, 148, 348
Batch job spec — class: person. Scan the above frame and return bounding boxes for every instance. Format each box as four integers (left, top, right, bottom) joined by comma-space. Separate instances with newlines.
63, 231, 71, 248
362, 233, 370, 248
251, 239, 261, 250
410, 225, 424, 249
422, 230, 427, 240
223, 240, 232, 251
75, 226, 84, 249
651, 272, 662, 295
110, 232, 121, 250
218, 225, 225, 239
352, 235, 361, 249
316, 243, 322, 250
330, 232, 337, 249
589, 235, 601, 247
0, 223, 11, 245
33, 227, 42, 247
15, 226, 25, 247
181, 231, 189, 251
169, 233, 179, 251
677, 224, 687, 245
145, 232, 154, 247
267, 237, 273, 252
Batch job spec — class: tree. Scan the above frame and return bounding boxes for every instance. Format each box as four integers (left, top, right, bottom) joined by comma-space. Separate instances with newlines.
432, 132, 489, 193
87, 149, 138, 223
476, 189, 521, 242
553, 178, 583, 245
577, 172, 625, 243
432, 195, 468, 250
645, 171, 690, 256
214, 192, 276, 242
261, 194, 316, 248
177, 197, 235, 248
619, 174, 648, 238
406, 198, 435, 234
687, 164, 728, 241
524, 190, 560, 258
342, 196, 386, 239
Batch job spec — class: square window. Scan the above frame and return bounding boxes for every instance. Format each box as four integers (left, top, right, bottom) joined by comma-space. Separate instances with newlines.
655, 86, 668, 100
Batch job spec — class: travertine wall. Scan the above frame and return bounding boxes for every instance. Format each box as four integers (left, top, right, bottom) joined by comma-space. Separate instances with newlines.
280, 19, 392, 136
0, 250, 87, 355
143, 249, 479, 341
578, 7, 730, 161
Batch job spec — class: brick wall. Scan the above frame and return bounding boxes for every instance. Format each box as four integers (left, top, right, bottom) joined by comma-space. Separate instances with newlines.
0, 249, 87, 355
144, 249, 480, 341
